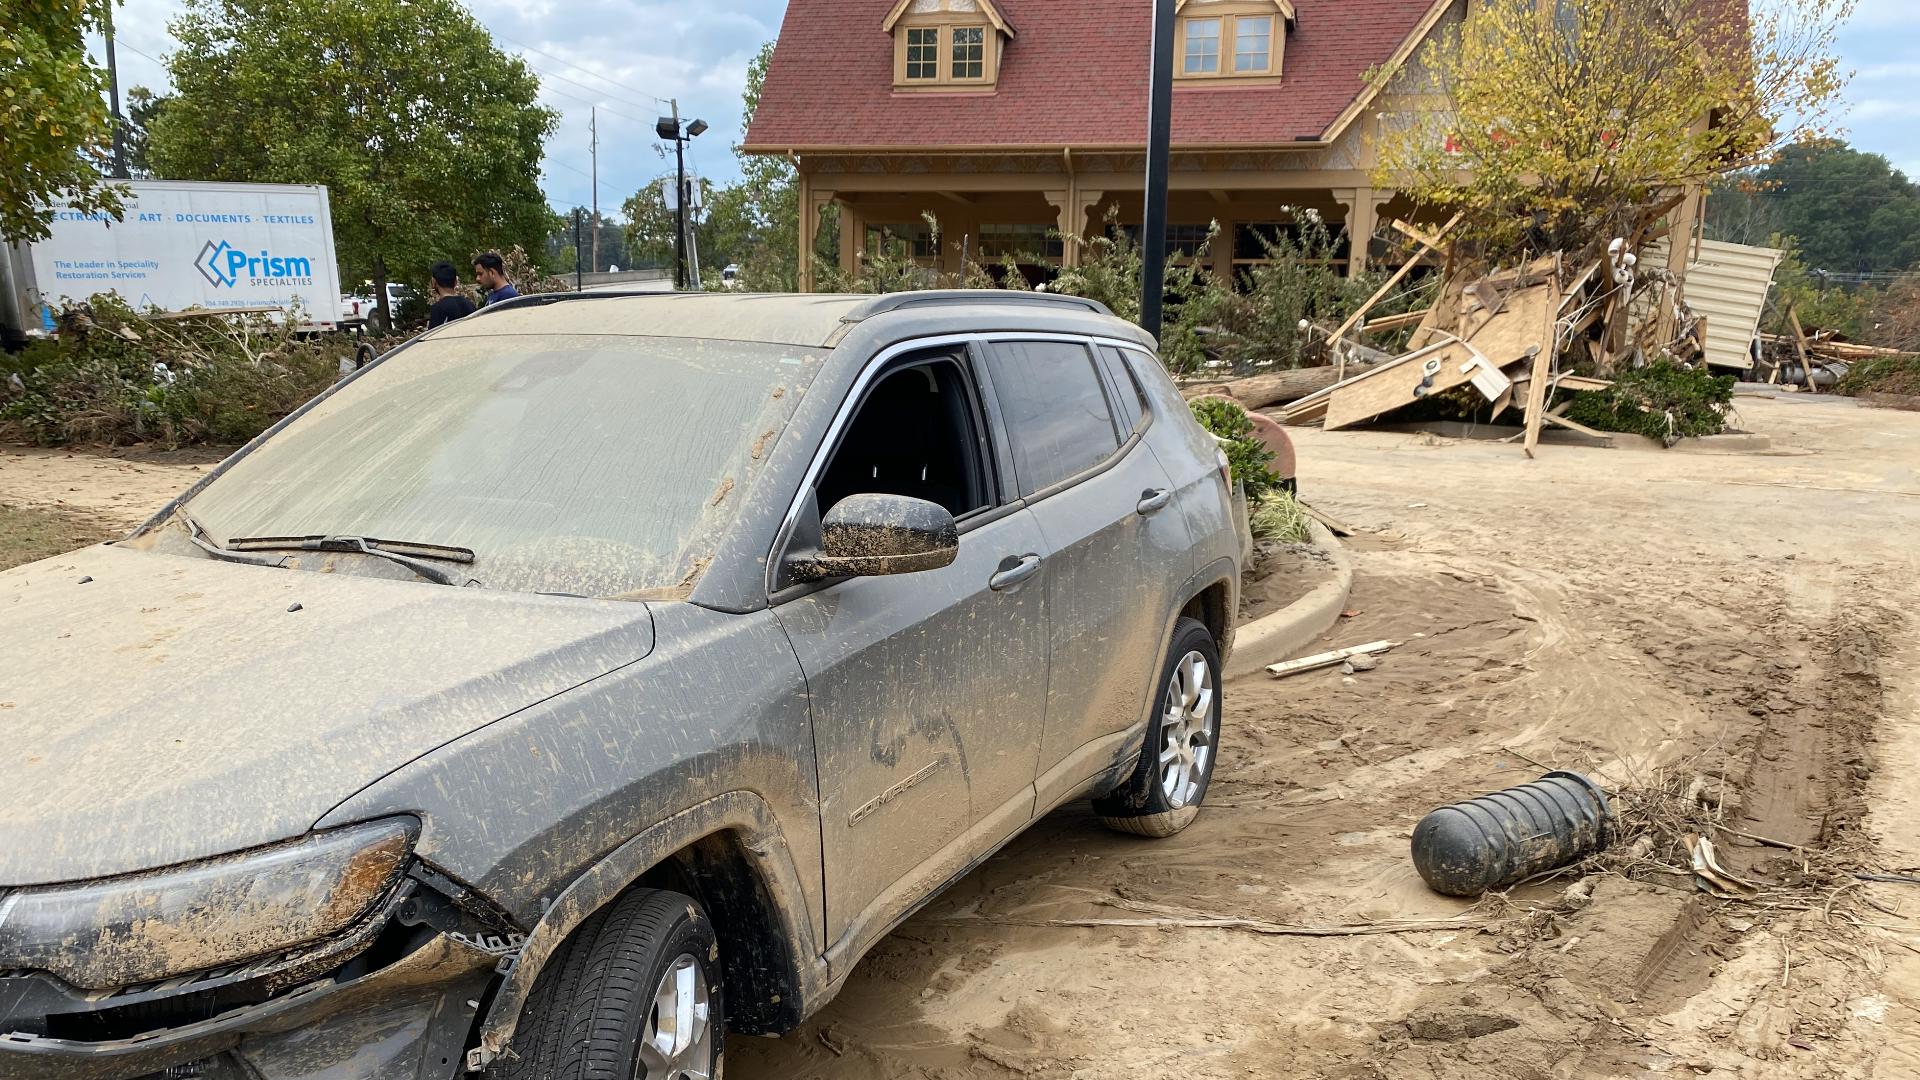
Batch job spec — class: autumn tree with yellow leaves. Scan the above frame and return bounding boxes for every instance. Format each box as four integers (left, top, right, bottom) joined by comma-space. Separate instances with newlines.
1, 0, 126, 243
1369, 0, 1853, 255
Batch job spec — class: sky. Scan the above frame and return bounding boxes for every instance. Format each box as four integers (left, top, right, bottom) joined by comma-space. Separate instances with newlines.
96, 0, 790, 216
94, 0, 1920, 217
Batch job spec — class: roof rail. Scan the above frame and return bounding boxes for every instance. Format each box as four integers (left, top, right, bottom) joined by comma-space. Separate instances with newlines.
844, 290, 1114, 322
473, 289, 675, 315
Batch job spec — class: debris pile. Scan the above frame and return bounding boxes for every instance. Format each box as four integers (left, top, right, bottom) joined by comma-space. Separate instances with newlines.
1250, 214, 1724, 454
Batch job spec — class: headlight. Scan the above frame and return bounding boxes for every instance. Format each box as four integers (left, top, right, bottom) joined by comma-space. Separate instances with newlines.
0, 819, 415, 990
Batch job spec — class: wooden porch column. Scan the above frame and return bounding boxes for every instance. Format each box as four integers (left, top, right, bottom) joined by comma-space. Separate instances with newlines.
1332, 187, 1379, 279
840, 203, 863, 278
799, 183, 835, 293
1047, 188, 1105, 268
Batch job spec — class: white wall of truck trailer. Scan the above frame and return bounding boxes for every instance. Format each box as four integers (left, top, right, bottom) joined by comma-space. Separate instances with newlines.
1, 180, 346, 344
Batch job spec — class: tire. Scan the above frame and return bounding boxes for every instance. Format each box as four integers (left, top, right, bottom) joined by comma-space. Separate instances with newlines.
499, 888, 723, 1080
1094, 616, 1223, 838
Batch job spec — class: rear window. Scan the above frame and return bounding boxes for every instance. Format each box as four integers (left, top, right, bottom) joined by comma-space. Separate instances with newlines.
984, 341, 1120, 496
184, 334, 825, 597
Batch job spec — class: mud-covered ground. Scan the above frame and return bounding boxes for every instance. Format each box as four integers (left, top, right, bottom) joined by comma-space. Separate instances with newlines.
3, 392, 1917, 1078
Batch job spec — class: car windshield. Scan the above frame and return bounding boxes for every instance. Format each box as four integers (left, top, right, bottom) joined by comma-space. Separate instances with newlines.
182, 333, 825, 597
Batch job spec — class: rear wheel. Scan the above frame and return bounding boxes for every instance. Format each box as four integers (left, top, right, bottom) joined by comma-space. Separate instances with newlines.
500, 888, 723, 1080
1094, 616, 1222, 837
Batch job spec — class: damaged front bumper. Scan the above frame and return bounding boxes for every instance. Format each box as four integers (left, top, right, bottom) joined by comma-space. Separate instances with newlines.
0, 931, 497, 1080
0, 866, 521, 1080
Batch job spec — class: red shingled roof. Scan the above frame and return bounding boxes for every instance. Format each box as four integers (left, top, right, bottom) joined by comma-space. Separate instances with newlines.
745, 0, 1445, 151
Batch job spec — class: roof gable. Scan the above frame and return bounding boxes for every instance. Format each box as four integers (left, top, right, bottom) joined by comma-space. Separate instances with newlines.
747, 0, 1447, 152
882, 0, 1014, 36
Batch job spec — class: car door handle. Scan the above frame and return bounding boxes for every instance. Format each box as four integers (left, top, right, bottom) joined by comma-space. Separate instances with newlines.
989, 554, 1042, 591
1136, 488, 1173, 515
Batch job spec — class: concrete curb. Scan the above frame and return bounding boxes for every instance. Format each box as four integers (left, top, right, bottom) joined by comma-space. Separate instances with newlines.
1224, 519, 1354, 680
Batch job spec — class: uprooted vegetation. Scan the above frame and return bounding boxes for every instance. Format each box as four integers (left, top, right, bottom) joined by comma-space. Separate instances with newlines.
1562, 361, 1736, 441
0, 295, 367, 448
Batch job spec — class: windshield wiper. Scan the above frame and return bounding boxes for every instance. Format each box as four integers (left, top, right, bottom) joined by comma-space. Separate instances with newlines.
177, 511, 291, 569
226, 534, 478, 587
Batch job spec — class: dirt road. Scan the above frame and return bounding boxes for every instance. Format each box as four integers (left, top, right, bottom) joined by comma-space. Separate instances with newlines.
3, 393, 1916, 1078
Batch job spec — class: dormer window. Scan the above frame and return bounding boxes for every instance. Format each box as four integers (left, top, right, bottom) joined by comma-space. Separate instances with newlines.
1175, 0, 1294, 81
886, 0, 1014, 91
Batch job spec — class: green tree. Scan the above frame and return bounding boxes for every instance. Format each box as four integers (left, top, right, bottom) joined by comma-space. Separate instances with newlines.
2, 0, 125, 243
1371, 0, 1852, 256
1711, 142, 1920, 273
122, 86, 169, 178
727, 41, 799, 290
621, 177, 683, 270
148, 0, 557, 326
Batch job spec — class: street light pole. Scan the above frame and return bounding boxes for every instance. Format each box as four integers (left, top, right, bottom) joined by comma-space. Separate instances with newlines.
672, 100, 687, 290
1141, 0, 1176, 339
657, 105, 709, 292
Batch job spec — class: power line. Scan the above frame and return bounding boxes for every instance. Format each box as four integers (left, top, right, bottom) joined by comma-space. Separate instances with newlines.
516, 61, 660, 121
495, 34, 667, 107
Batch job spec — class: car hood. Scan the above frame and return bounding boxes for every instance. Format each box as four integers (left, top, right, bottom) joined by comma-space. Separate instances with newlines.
0, 545, 655, 886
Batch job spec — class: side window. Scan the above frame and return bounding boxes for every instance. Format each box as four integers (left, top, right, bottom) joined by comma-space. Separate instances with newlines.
814, 355, 994, 522
984, 341, 1121, 497
1097, 346, 1150, 435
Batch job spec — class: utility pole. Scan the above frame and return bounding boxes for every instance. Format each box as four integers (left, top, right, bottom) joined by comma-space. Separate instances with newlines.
102, 0, 129, 179
671, 99, 687, 290
590, 107, 600, 275
1141, 0, 1175, 339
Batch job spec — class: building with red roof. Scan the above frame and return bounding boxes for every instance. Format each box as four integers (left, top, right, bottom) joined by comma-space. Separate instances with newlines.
744, 0, 1461, 289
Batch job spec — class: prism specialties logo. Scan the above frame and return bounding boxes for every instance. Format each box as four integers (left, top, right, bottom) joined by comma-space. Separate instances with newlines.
196, 240, 315, 288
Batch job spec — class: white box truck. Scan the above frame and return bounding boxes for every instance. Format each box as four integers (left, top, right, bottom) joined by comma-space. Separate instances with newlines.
1, 180, 347, 345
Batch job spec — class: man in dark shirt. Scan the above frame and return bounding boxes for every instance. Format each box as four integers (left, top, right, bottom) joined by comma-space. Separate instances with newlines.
472, 251, 520, 306
426, 262, 477, 328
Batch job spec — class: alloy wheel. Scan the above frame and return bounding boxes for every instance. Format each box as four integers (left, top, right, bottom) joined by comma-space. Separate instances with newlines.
636, 953, 715, 1080
1157, 649, 1216, 809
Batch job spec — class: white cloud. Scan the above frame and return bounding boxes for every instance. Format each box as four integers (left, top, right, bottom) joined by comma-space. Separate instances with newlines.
94, 0, 785, 212
1847, 98, 1908, 120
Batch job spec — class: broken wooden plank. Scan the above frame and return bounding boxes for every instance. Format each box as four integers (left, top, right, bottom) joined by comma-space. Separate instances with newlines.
1359, 307, 1432, 334
1489, 383, 1516, 421
1266, 640, 1399, 679
1323, 339, 1480, 430
1330, 212, 1463, 378
1787, 302, 1816, 391
1302, 503, 1355, 537
1544, 412, 1611, 440
1521, 345, 1554, 460
1390, 218, 1453, 255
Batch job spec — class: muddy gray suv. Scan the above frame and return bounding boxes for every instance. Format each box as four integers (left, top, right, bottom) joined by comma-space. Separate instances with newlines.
0, 291, 1241, 1079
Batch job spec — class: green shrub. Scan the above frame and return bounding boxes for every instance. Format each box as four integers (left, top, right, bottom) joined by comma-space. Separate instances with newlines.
1562, 360, 1736, 444
1188, 397, 1280, 499
0, 294, 345, 448
1250, 488, 1311, 544
1835, 355, 1920, 398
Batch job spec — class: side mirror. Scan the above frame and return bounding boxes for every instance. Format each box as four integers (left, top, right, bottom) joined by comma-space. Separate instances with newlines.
789, 494, 959, 581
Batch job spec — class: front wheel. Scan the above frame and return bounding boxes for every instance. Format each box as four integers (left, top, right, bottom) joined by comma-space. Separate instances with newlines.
1094, 616, 1222, 837
499, 888, 723, 1080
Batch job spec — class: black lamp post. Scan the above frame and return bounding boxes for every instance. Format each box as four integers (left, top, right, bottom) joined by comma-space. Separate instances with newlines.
656, 113, 710, 290
1141, 0, 1176, 339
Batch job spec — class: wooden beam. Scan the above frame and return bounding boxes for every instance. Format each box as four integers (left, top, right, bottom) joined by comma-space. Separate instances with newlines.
1359, 307, 1431, 334
1330, 212, 1463, 379
1521, 344, 1554, 459
1389, 217, 1451, 256
1544, 412, 1611, 440
1266, 640, 1399, 679
1787, 302, 1816, 391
